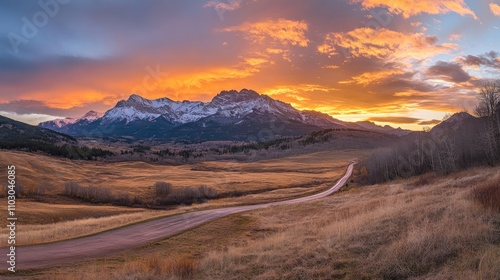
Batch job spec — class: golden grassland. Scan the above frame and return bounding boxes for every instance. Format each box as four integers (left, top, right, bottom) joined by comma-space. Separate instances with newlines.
16, 165, 500, 279
0, 149, 361, 198
0, 149, 363, 246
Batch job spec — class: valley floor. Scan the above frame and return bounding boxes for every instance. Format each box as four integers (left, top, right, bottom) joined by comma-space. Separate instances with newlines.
8, 165, 500, 279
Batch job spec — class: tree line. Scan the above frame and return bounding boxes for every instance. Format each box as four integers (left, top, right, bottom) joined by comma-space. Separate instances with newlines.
360, 81, 500, 184
0, 141, 114, 160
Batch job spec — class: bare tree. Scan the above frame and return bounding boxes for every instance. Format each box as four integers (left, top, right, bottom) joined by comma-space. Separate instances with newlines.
475, 81, 500, 118
475, 81, 500, 160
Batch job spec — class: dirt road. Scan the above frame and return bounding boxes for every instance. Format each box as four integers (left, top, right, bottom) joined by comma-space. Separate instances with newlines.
4, 163, 354, 270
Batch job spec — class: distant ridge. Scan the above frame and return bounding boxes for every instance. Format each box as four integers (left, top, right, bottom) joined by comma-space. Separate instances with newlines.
0, 115, 112, 159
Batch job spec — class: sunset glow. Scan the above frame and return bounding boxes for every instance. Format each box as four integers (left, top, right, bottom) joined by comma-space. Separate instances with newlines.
1, 0, 499, 129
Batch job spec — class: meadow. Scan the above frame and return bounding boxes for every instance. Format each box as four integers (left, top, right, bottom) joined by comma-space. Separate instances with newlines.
0, 149, 363, 246
9, 164, 500, 279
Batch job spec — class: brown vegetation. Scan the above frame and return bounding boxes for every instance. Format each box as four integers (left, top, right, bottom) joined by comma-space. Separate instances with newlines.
472, 175, 500, 213
0, 149, 360, 201
22, 166, 500, 279
0, 210, 171, 246
63, 182, 141, 206
0, 149, 360, 247
154, 185, 219, 205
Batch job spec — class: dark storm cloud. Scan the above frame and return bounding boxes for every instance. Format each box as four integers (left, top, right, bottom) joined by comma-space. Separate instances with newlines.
426, 61, 471, 83
458, 51, 500, 69
0, 99, 110, 118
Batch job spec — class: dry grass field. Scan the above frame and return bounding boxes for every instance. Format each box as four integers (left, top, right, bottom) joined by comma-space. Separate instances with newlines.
0, 149, 363, 246
0, 149, 361, 199
14, 165, 500, 279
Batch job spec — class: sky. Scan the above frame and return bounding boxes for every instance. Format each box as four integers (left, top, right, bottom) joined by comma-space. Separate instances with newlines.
1, 0, 500, 129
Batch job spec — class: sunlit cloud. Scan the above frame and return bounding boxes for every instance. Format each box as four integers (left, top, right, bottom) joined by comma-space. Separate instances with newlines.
340, 69, 408, 85
222, 18, 309, 47
264, 84, 334, 96
490, 3, 500, 16
262, 84, 337, 109
323, 65, 340, 69
0, 111, 63, 125
351, 0, 478, 19
318, 28, 456, 62
0, 1, 496, 130
366, 116, 421, 124
152, 57, 270, 99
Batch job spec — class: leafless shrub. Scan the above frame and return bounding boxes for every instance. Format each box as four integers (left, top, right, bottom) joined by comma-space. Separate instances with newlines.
154, 181, 172, 197
64, 182, 112, 203
22, 182, 53, 199
155, 185, 219, 205
63, 182, 139, 206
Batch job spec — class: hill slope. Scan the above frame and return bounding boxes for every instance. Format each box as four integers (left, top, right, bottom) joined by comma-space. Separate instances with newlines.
0, 115, 112, 159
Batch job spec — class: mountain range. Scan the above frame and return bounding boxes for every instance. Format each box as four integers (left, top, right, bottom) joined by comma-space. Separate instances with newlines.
39, 89, 411, 141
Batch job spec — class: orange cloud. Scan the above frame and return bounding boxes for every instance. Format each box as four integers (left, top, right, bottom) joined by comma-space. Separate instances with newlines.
222, 18, 309, 47
490, 3, 500, 16
262, 84, 337, 109
317, 43, 338, 58
340, 69, 407, 85
43, 91, 111, 109
264, 84, 334, 96
150, 57, 270, 99
367, 116, 421, 124
319, 28, 456, 62
351, 0, 478, 19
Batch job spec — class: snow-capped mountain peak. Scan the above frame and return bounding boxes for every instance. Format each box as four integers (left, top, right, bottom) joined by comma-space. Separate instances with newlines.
39, 89, 411, 141
81, 110, 103, 121
51, 117, 78, 128
39, 110, 103, 130
101, 89, 300, 124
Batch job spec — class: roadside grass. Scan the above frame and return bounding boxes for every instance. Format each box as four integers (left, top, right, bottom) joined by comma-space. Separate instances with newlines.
24, 165, 500, 279
195, 167, 500, 279
0, 210, 173, 246
32, 215, 257, 280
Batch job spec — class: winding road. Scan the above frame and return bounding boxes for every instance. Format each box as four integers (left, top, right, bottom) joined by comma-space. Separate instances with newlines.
4, 163, 354, 270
